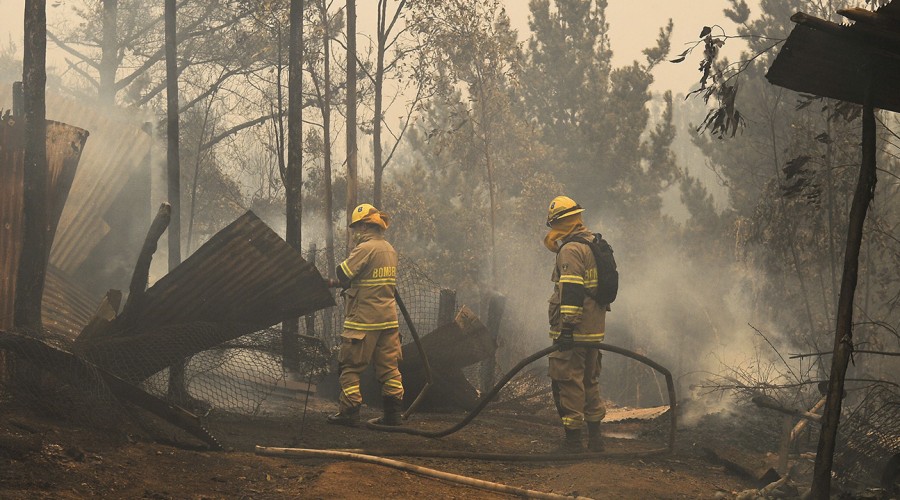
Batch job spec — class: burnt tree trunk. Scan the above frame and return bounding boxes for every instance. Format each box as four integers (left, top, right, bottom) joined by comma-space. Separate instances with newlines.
321, 0, 335, 279
282, 0, 304, 373
14, 0, 48, 331
810, 79, 878, 499
164, 0, 180, 271
164, 0, 186, 400
345, 0, 358, 229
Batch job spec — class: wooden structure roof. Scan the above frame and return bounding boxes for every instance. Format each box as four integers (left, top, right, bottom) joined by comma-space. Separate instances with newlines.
766, 2, 900, 113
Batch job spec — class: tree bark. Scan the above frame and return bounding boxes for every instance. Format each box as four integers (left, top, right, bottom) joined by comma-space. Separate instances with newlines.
372, 0, 406, 207
14, 0, 48, 331
321, 0, 335, 277
810, 76, 878, 499
372, 0, 386, 207
165, 0, 181, 271
164, 0, 186, 401
283, 0, 304, 373
345, 0, 358, 227
99, 0, 118, 104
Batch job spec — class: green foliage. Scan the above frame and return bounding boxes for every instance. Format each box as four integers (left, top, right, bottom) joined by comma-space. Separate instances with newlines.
520, 0, 675, 223
684, 0, 900, 366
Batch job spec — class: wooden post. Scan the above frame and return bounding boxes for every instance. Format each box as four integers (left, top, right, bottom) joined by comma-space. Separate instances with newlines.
438, 288, 457, 327
811, 72, 879, 499
14, 0, 48, 331
777, 414, 793, 473
479, 292, 505, 393
304, 244, 317, 338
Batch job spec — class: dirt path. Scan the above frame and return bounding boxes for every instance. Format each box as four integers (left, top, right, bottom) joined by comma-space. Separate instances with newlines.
1, 400, 756, 499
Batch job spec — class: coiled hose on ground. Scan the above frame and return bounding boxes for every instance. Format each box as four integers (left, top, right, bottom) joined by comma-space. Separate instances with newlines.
256, 342, 677, 500
361, 341, 677, 460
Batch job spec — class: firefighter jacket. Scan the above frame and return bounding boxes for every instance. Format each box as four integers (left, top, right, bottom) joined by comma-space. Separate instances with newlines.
548, 228, 606, 342
337, 229, 399, 332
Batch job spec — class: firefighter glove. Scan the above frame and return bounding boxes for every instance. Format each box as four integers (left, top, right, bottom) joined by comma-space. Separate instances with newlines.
557, 328, 574, 351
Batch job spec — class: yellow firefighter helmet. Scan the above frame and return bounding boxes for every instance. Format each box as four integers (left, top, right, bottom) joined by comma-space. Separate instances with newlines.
350, 203, 378, 226
546, 196, 584, 227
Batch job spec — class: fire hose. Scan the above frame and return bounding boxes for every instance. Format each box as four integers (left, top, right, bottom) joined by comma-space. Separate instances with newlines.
257, 341, 676, 499
326, 284, 677, 458
258, 293, 677, 499
362, 341, 677, 459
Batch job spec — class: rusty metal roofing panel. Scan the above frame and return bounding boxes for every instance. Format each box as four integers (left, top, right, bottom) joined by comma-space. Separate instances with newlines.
766, 5, 900, 113
134, 211, 334, 327
0, 87, 152, 275
0, 116, 24, 330
78, 211, 336, 381
0, 115, 89, 330
43, 266, 97, 340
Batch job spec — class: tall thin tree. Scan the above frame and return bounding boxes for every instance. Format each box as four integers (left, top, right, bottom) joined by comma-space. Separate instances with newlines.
317, 0, 335, 278
14, 0, 49, 330
282, 0, 304, 372
98, 0, 118, 104
164, 0, 186, 400
165, 0, 181, 272
372, 0, 406, 207
345, 0, 358, 225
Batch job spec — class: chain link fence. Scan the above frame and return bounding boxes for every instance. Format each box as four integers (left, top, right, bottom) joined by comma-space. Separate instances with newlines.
0, 249, 452, 449
835, 384, 900, 489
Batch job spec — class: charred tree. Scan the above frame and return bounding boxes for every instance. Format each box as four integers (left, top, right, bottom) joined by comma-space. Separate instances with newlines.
164, 0, 181, 272
164, 0, 187, 401
345, 0, 358, 227
14, 0, 49, 331
321, 0, 336, 280
811, 79, 879, 499
282, 0, 304, 373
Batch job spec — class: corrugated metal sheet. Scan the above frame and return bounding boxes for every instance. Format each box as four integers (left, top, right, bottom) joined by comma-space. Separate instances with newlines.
135, 211, 334, 327
766, 3, 900, 113
0, 87, 152, 274
0, 116, 24, 330
43, 266, 97, 339
0, 115, 89, 330
78, 211, 336, 381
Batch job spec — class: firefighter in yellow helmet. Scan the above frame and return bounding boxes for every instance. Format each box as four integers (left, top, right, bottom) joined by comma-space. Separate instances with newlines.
544, 196, 607, 451
326, 204, 404, 426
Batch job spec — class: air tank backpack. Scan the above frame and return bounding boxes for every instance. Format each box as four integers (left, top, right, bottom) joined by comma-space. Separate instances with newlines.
561, 234, 619, 305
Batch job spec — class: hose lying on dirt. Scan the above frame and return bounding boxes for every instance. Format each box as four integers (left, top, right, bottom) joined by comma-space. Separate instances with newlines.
254, 446, 594, 500
330, 448, 669, 461
365, 341, 678, 455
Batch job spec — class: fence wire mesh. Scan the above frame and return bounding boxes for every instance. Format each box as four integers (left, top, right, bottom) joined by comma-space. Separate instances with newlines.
835, 384, 900, 488
0, 249, 450, 448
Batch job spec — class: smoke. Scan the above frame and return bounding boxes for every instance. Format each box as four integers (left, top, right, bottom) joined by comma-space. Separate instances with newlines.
484, 203, 802, 418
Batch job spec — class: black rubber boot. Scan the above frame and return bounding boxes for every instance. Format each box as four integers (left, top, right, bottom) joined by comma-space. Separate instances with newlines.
375, 397, 403, 426
587, 422, 605, 452
326, 406, 360, 426
562, 428, 584, 452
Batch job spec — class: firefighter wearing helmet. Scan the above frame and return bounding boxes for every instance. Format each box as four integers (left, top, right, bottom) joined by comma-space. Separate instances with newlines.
327, 203, 404, 426
544, 196, 607, 451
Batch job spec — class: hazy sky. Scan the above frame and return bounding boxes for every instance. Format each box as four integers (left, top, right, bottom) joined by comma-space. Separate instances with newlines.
0, 0, 746, 94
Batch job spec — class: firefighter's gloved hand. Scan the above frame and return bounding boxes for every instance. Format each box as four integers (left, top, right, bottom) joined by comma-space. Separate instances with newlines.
557, 329, 574, 351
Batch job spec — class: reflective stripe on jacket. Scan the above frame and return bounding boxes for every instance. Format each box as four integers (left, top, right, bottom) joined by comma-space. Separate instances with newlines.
548, 229, 606, 341
339, 231, 399, 331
